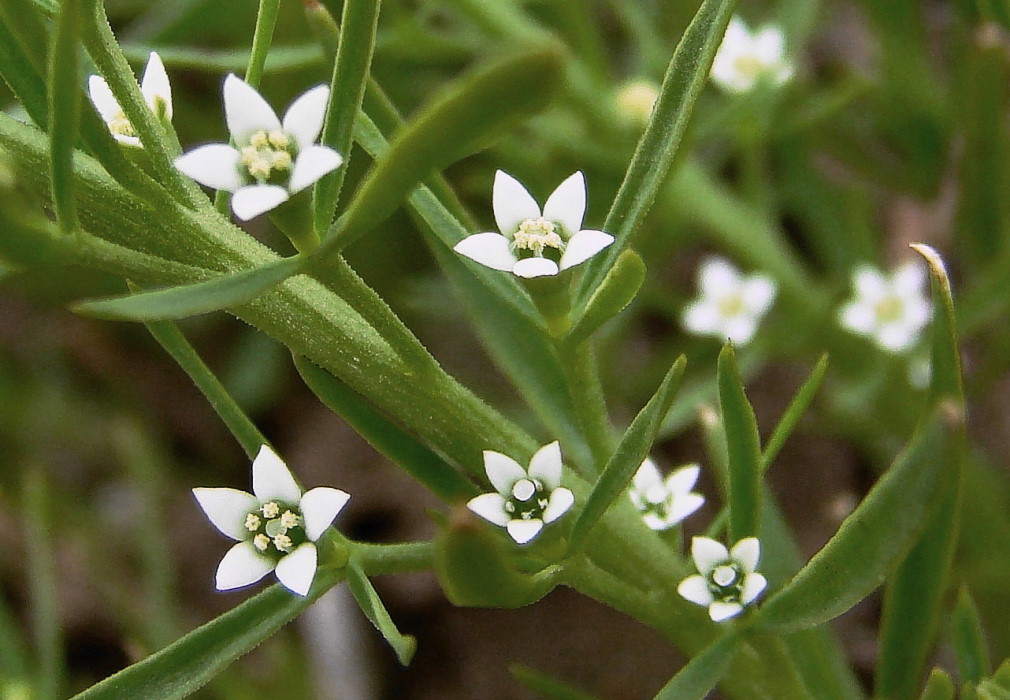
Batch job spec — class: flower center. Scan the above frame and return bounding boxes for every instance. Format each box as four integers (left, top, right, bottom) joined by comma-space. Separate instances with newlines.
707, 561, 744, 602
108, 111, 136, 138
245, 500, 307, 558
874, 295, 905, 324
733, 55, 767, 81
240, 129, 296, 184
717, 293, 746, 318
503, 478, 550, 521
513, 217, 564, 256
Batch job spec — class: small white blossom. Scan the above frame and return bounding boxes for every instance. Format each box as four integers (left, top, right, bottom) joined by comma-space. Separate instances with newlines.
193, 445, 350, 596
711, 17, 793, 94
628, 459, 705, 531
88, 51, 172, 147
616, 79, 659, 125
466, 441, 575, 544
678, 536, 767, 622
175, 75, 343, 221
453, 171, 614, 278
682, 257, 777, 345
838, 262, 931, 353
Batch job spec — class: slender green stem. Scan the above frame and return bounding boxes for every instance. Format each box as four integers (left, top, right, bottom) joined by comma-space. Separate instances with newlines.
557, 339, 615, 471
352, 541, 435, 576
24, 467, 64, 700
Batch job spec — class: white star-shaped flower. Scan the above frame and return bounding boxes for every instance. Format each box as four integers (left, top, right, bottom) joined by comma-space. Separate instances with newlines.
175, 75, 343, 221
677, 536, 767, 622
88, 51, 172, 147
466, 441, 576, 544
453, 171, 614, 278
628, 459, 705, 531
711, 17, 793, 94
838, 261, 931, 353
682, 257, 777, 345
193, 445, 350, 596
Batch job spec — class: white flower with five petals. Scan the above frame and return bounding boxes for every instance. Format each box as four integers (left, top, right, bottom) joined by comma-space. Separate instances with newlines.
838, 261, 931, 353
628, 459, 705, 531
682, 257, 777, 345
466, 441, 576, 544
193, 445, 350, 596
711, 17, 793, 94
678, 536, 767, 622
453, 171, 614, 278
88, 51, 172, 147
175, 75, 343, 221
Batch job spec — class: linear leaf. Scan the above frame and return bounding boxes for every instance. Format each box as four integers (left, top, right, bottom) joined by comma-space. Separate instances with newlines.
718, 344, 762, 542
952, 586, 991, 686
566, 249, 646, 345
761, 354, 828, 471
345, 561, 416, 665
568, 356, 686, 552
511, 664, 604, 700
71, 256, 305, 321
917, 669, 955, 700
653, 634, 741, 700
574, 0, 737, 307
48, 0, 82, 233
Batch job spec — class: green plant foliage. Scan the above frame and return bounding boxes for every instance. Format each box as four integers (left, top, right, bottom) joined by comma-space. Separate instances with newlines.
345, 561, 416, 665
653, 634, 741, 700
717, 343, 762, 542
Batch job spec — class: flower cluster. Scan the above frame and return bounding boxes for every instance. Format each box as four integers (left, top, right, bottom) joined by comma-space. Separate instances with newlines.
678, 536, 767, 621
628, 459, 705, 531
194, 445, 350, 596
88, 52, 172, 147
838, 261, 931, 354
711, 17, 793, 94
682, 257, 777, 345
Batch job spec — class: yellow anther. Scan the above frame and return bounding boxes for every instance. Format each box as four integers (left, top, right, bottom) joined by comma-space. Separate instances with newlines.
268, 130, 290, 149
513, 217, 563, 255
280, 510, 301, 529
262, 502, 280, 519
108, 112, 136, 138
271, 151, 292, 170
273, 534, 293, 551
249, 130, 270, 148
244, 513, 261, 531
253, 534, 271, 552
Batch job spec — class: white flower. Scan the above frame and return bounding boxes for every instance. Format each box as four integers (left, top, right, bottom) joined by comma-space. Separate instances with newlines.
193, 445, 350, 596
616, 79, 659, 125
838, 262, 931, 353
678, 536, 767, 622
88, 51, 172, 147
628, 459, 705, 531
682, 257, 777, 345
711, 17, 793, 94
175, 75, 343, 221
453, 171, 614, 279
466, 441, 575, 544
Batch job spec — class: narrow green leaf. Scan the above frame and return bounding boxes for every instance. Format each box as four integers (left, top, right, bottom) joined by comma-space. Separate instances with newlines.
761, 354, 828, 471
911, 244, 965, 406
718, 344, 762, 542
48, 0, 82, 233
293, 354, 478, 502
755, 407, 960, 634
143, 315, 268, 459
653, 634, 741, 700
918, 669, 955, 700
25, 468, 64, 700
574, 0, 737, 306
244, 0, 280, 88
317, 44, 565, 258
566, 249, 646, 345
71, 256, 305, 321
511, 664, 604, 700
953, 586, 992, 686
345, 561, 416, 665
0, 0, 50, 128
568, 356, 687, 552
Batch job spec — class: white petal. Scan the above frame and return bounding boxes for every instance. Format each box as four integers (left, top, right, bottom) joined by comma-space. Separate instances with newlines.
288, 145, 343, 194
506, 519, 543, 545
692, 536, 729, 575
642, 514, 668, 531
193, 487, 258, 540
223, 74, 281, 142
893, 261, 927, 297
113, 134, 143, 147
274, 542, 318, 595
215, 541, 275, 590
742, 276, 777, 314
251, 445, 303, 504
542, 171, 586, 236
731, 537, 761, 572
483, 451, 527, 493
88, 75, 121, 123
666, 464, 701, 495
528, 441, 563, 488
231, 184, 290, 221
853, 265, 887, 302
467, 493, 511, 527
709, 601, 744, 622
682, 300, 721, 335
723, 316, 758, 345
542, 487, 574, 524
453, 233, 518, 271
493, 170, 541, 236
559, 230, 614, 270
141, 51, 172, 120
513, 257, 559, 278
677, 575, 714, 606
741, 572, 767, 605
282, 84, 330, 150
174, 144, 244, 191
632, 458, 664, 491
839, 302, 876, 335
877, 323, 918, 353
300, 487, 350, 541
754, 26, 786, 64
699, 258, 741, 296
667, 493, 706, 524
723, 17, 754, 47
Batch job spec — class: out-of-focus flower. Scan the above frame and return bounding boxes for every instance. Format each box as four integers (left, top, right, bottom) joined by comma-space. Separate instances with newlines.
838, 262, 931, 353
466, 441, 575, 544
193, 445, 350, 596
682, 257, 777, 345
453, 171, 614, 278
616, 79, 660, 125
711, 17, 793, 93
175, 75, 343, 221
678, 536, 767, 621
88, 51, 172, 147
628, 459, 705, 531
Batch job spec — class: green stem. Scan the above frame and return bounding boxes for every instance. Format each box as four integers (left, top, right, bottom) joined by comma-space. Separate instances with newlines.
557, 339, 614, 472
352, 541, 434, 575
24, 467, 64, 700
